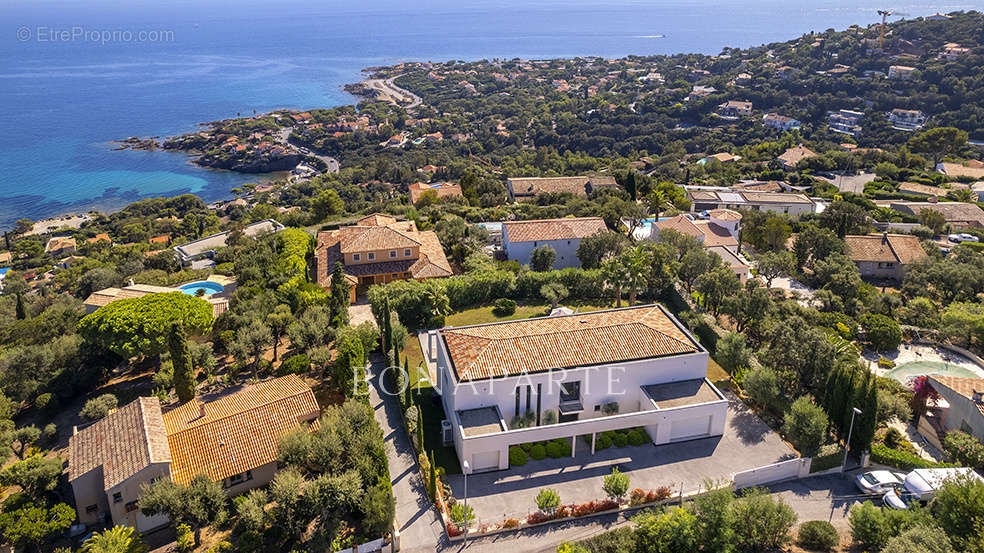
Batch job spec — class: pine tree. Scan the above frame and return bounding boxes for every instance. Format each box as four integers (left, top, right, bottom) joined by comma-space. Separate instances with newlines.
14, 293, 26, 320
168, 322, 196, 403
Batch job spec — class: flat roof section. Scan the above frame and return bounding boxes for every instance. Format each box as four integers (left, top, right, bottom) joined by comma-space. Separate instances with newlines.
643, 379, 722, 409
457, 407, 505, 437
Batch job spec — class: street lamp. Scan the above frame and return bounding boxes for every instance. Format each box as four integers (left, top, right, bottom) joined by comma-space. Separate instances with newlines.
462, 460, 470, 544
842, 407, 862, 472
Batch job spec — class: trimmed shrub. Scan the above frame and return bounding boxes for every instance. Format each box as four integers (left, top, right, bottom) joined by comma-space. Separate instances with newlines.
509, 446, 527, 466
492, 298, 517, 316
535, 488, 561, 514
612, 432, 629, 448
798, 520, 839, 551
277, 353, 310, 376
597, 434, 612, 450
530, 444, 547, 460
520, 442, 534, 453
628, 429, 649, 446
870, 444, 956, 470
546, 438, 571, 458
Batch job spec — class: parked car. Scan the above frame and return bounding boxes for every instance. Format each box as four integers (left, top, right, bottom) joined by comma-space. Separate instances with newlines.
855, 470, 906, 494
948, 233, 978, 243
882, 488, 920, 510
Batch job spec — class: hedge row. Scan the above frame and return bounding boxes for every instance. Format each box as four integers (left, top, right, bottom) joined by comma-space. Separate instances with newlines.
870, 444, 956, 470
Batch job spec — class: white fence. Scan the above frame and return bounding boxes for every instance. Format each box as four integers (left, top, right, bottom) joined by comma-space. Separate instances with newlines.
733, 457, 812, 489
333, 537, 386, 553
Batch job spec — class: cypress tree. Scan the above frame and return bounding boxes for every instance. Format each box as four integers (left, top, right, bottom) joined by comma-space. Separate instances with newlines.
404, 357, 412, 408
382, 296, 392, 353
329, 262, 350, 326
14, 293, 26, 320
428, 450, 438, 500
168, 322, 196, 403
417, 402, 424, 452
852, 372, 878, 453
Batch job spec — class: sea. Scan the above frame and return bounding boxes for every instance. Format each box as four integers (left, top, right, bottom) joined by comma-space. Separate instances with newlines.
1, 0, 980, 229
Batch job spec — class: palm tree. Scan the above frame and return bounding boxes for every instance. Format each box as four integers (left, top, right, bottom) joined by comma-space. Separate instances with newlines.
647, 188, 672, 218
602, 257, 628, 308
622, 247, 651, 305
81, 525, 148, 553
948, 188, 974, 203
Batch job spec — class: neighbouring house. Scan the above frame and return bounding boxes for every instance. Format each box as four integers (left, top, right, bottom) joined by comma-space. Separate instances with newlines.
69, 375, 319, 532
87, 233, 112, 245
717, 100, 753, 118
928, 376, 984, 439
408, 182, 463, 205
887, 109, 927, 131
506, 175, 618, 201
687, 190, 816, 217
148, 235, 171, 247
888, 65, 916, 80
926, 12, 952, 20
897, 182, 948, 198
777, 145, 817, 170
314, 213, 452, 300
937, 162, 984, 181
686, 85, 717, 100
83, 284, 229, 317
429, 304, 728, 473
45, 236, 77, 256
502, 217, 608, 270
971, 182, 984, 202
843, 233, 928, 282
762, 113, 801, 131
828, 110, 864, 136
0, 267, 11, 292
174, 219, 284, 269
940, 43, 970, 60
698, 153, 739, 165
888, 201, 984, 230
650, 210, 748, 282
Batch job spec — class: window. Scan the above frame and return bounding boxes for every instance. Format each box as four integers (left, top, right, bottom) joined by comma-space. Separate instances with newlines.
404, 248, 412, 257
353, 253, 361, 262
112, 492, 122, 503
125, 501, 138, 513
515, 387, 521, 417
526, 385, 531, 412
560, 381, 581, 402
390, 250, 397, 258
85, 504, 98, 514
367, 252, 375, 260
227, 470, 254, 487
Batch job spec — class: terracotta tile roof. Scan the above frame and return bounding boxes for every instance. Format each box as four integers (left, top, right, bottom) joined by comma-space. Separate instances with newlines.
653, 215, 703, 239
69, 397, 171, 490
45, 236, 76, 253
777, 146, 817, 167
409, 182, 463, 204
890, 202, 984, 224
939, 162, 984, 180
706, 246, 747, 268
440, 304, 701, 381
693, 221, 739, 247
929, 375, 984, 418
507, 176, 617, 198
844, 234, 928, 265
314, 215, 452, 284
503, 217, 608, 243
87, 233, 111, 244
898, 182, 947, 197
83, 285, 179, 309
163, 375, 319, 485
709, 209, 742, 221
732, 181, 784, 192
356, 213, 398, 226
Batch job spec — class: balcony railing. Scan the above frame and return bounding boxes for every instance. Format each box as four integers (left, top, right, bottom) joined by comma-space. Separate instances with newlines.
558, 398, 584, 414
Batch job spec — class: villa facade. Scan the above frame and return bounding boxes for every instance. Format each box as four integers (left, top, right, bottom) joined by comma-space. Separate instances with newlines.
428, 305, 728, 473
502, 217, 608, 270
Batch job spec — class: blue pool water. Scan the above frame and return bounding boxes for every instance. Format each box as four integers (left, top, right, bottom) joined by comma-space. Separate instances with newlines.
884, 361, 984, 384
178, 281, 224, 296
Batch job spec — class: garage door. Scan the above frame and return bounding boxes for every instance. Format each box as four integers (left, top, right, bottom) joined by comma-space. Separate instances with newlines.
670, 416, 711, 441
471, 450, 500, 473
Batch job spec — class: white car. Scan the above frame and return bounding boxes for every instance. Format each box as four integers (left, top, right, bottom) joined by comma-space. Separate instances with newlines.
948, 233, 978, 243
882, 488, 920, 510
855, 470, 906, 495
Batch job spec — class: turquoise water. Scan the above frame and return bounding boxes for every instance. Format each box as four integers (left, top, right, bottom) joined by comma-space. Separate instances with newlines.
884, 361, 984, 383
178, 281, 224, 296
1, 0, 977, 229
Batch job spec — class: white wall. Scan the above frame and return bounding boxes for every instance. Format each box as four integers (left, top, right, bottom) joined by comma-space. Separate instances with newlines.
438, 347, 710, 422
503, 236, 585, 269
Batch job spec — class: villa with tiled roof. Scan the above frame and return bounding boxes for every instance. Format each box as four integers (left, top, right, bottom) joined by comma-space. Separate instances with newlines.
427, 304, 727, 472
843, 233, 928, 282
506, 175, 617, 201
928, 375, 984, 440
314, 214, 453, 300
502, 217, 608, 269
68, 375, 319, 532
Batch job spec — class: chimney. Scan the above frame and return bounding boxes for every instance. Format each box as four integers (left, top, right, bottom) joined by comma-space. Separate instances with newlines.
198, 403, 206, 419
128, 278, 135, 286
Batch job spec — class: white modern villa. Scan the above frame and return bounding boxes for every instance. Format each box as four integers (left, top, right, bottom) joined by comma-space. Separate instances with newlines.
428, 304, 728, 473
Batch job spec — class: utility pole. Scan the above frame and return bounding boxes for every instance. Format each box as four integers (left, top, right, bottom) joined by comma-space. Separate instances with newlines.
842, 407, 863, 472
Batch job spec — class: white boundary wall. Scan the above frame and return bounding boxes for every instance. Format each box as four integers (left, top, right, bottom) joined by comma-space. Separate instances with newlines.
733, 458, 812, 489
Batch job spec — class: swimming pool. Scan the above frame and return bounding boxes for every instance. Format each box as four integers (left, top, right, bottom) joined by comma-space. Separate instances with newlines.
178, 281, 225, 297
883, 361, 984, 383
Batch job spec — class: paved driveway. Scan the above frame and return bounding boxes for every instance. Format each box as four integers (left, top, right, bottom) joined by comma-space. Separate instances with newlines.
446, 394, 795, 525
768, 471, 872, 529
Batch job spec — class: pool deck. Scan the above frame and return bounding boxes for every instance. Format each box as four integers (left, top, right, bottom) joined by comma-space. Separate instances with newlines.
863, 343, 984, 379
